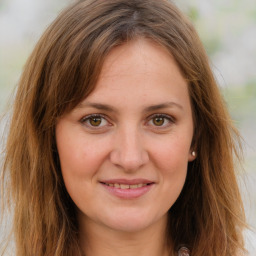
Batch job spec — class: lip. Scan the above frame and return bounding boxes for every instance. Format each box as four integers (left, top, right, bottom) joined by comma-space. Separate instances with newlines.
100, 179, 155, 199
100, 178, 154, 185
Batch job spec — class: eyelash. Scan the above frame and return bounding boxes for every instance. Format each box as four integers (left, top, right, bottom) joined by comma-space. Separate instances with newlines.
80, 113, 175, 130
80, 114, 110, 129
146, 114, 175, 128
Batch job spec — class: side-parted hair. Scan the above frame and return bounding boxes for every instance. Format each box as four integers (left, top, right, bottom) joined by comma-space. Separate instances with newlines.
1, 0, 246, 255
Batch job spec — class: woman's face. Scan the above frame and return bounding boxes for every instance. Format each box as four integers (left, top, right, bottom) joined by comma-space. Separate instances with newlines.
56, 39, 195, 233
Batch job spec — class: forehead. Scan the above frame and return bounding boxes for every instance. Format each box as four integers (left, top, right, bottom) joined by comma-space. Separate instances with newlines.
100, 39, 183, 81
82, 39, 190, 110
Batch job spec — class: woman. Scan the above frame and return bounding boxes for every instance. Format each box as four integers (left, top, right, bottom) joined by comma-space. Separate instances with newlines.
1, 0, 246, 255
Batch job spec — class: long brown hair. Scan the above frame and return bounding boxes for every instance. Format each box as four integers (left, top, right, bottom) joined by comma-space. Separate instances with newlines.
1, 0, 246, 255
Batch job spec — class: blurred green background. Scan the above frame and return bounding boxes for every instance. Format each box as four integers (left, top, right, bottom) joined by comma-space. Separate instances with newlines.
0, 0, 255, 254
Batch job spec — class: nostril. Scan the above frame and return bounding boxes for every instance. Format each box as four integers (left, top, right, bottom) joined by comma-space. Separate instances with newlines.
109, 134, 149, 171
110, 151, 148, 171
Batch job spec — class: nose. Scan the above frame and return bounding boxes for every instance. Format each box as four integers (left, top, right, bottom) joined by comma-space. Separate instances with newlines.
109, 126, 149, 172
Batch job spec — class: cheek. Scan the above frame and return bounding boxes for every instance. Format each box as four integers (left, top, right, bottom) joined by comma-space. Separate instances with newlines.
158, 150, 188, 210
56, 128, 109, 178
149, 135, 190, 200
150, 135, 191, 172
55, 126, 110, 205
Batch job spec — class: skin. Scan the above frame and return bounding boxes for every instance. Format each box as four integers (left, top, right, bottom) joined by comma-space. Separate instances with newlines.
56, 38, 196, 256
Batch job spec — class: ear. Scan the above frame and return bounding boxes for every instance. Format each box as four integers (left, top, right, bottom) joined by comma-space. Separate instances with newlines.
188, 150, 196, 162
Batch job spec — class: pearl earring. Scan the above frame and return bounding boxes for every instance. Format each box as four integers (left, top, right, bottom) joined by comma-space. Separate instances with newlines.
192, 151, 196, 157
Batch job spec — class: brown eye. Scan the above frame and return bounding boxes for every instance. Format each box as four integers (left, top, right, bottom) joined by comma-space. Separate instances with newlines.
147, 114, 174, 129
89, 117, 102, 126
152, 117, 165, 126
81, 114, 109, 129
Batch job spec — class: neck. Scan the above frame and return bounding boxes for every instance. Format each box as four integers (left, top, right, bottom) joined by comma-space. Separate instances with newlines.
79, 215, 171, 256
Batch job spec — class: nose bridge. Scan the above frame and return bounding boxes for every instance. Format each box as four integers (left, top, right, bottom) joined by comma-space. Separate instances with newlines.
110, 123, 149, 171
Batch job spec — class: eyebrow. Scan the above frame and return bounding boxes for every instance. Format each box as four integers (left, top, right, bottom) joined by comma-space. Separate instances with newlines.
77, 101, 183, 112
77, 102, 117, 112
143, 102, 183, 112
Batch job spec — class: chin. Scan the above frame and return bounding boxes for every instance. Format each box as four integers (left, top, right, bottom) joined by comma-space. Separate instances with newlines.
103, 210, 164, 233
108, 220, 152, 233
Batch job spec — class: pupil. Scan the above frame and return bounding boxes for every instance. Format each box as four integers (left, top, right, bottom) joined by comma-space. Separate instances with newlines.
153, 117, 164, 126
90, 117, 101, 126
